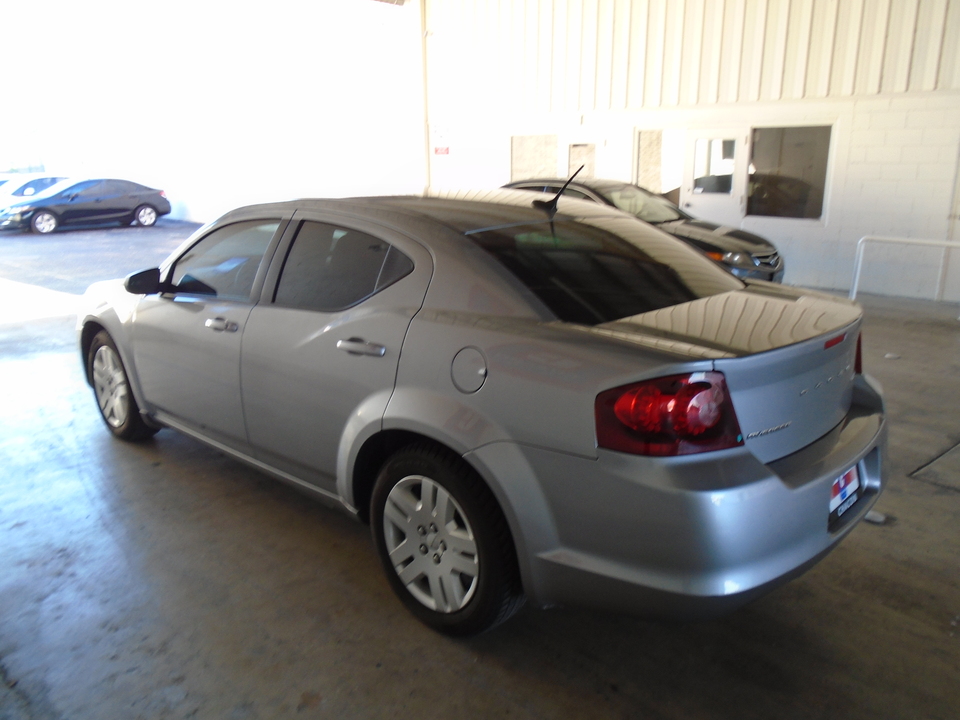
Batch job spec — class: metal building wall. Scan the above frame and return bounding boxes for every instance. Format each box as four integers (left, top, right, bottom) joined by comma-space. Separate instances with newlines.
427, 0, 960, 112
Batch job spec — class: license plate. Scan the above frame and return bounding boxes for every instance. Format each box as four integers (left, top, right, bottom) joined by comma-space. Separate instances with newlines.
829, 466, 861, 529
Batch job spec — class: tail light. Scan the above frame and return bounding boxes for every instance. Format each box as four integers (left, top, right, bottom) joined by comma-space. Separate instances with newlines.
595, 371, 744, 456
160, 190, 168, 198
855, 333, 862, 374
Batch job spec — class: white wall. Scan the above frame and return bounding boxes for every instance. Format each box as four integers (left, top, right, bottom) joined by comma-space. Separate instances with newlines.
420, 0, 960, 301
3, 0, 427, 221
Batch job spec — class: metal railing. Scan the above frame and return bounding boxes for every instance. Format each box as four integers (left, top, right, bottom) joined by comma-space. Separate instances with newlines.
849, 235, 960, 303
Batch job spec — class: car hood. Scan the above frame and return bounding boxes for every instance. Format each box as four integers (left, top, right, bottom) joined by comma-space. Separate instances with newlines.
591, 283, 860, 359
656, 219, 776, 254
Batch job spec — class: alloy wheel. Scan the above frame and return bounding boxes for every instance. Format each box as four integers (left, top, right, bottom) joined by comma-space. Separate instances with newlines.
382, 474, 479, 612
92, 345, 130, 428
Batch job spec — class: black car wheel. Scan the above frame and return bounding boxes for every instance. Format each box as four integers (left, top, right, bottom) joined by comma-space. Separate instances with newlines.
88, 330, 159, 441
371, 444, 524, 636
31, 211, 58, 234
134, 205, 158, 227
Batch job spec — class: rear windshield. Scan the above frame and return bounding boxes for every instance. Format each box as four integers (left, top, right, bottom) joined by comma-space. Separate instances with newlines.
468, 216, 742, 325
605, 185, 688, 223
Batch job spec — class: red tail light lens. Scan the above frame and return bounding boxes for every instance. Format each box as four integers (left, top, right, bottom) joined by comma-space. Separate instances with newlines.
596, 372, 744, 456
855, 333, 862, 374
160, 190, 168, 198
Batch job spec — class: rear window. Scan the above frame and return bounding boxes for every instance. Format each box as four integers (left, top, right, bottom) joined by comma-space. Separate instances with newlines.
468, 217, 742, 325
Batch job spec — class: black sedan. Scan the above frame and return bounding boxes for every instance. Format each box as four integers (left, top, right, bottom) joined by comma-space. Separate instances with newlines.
0, 178, 172, 234
504, 177, 784, 282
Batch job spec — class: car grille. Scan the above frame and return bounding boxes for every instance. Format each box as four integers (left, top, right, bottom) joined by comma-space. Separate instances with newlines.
752, 252, 781, 268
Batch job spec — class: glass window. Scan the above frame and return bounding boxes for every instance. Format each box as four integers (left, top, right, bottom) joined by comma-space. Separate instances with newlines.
693, 138, 735, 194
61, 180, 99, 197
748, 126, 830, 219
274, 221, 413, 312
77, 181, 105, 197
469, 217, 742, 325
605, 185, 687, 223
171, 220, 281, 301
557, 187, 593, 202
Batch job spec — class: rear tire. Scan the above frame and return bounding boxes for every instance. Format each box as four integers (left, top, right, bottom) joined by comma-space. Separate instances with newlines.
371, 444, 524, 636
88, 330, 159, 441
31, 211, 58, 234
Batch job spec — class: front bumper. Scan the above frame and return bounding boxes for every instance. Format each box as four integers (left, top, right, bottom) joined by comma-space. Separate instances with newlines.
0, 213, 31, 231
730, 264, 785, 283
467, 374, 885, 618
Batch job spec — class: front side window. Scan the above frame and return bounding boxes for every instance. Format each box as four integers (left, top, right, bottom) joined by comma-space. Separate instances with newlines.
171, 220, 281, 301
274, 221, 413, 312
748, 126, 831, 219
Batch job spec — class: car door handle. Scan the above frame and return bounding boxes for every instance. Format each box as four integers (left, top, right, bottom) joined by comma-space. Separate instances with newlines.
204, 317, 239, 333
336, 338, 386, 357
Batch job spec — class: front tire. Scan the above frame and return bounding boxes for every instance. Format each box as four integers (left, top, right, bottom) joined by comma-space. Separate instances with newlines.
88, 330, 159, 441
134, 205, 158, 227
31, 211, 58, 234
371, 444, 524, 636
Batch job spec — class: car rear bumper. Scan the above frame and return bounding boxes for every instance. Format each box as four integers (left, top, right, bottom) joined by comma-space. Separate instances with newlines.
466, 374, 885, 618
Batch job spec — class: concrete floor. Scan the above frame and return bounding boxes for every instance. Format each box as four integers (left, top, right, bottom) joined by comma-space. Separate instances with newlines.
0, 231, 958, 718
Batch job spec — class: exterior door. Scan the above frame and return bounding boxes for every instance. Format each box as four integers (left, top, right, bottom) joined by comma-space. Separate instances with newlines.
681, 129, 749, 227
131, 218, 283, 447
241, 213, 433, 493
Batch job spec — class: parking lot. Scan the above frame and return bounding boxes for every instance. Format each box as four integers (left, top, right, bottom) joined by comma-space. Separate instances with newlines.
0, 223, 958, 719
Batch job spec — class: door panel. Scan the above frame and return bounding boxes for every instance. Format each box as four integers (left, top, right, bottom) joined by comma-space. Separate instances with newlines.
129, 218, 284, 448
132, 296, 251, 445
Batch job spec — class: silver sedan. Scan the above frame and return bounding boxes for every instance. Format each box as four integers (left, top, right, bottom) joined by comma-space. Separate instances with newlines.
79, 190, 886, 635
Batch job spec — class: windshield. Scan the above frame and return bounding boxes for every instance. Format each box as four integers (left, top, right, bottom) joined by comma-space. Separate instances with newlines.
468, 216, 742, 325
605, 185, 688, 223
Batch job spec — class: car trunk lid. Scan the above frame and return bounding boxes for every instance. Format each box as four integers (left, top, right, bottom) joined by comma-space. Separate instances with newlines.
598, 286, 862, 463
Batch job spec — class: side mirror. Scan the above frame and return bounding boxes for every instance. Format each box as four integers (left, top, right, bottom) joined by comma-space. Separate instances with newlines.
124, 268, 165, 295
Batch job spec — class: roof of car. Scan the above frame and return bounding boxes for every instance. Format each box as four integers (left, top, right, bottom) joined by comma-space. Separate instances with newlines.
221, 189, 630, 236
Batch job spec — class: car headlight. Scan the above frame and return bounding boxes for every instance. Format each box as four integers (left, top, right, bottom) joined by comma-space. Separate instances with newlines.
721, 251, 757, 269
2, 206, 30, 217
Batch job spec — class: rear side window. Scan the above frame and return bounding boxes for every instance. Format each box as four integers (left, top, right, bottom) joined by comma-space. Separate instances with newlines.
469, 218, 742, 325
274, 220, 413, 312
171, 220, 281, 301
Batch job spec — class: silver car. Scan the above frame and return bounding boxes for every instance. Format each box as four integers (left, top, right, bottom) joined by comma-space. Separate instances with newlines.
79, 190, 886, 635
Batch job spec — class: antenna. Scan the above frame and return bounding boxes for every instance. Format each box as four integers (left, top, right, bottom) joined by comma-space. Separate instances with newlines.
531, 165, 585, 220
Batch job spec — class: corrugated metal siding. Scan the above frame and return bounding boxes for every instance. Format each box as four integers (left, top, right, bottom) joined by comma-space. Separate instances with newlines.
426, 0, 960, 110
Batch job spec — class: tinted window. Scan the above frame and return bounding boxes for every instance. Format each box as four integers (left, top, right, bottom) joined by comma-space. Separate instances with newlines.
748, 126, 830, 219
62, 181, 99, 197
171, 220, 280, 301
274, 221, 413, 312
469, 218, 742, 325
78, 181, 105, 197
